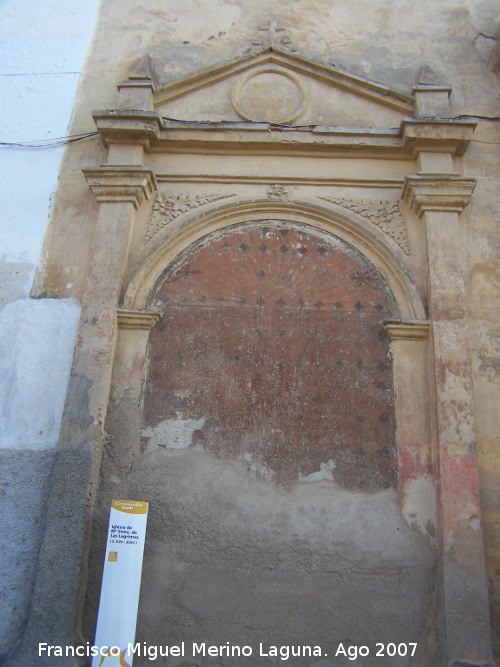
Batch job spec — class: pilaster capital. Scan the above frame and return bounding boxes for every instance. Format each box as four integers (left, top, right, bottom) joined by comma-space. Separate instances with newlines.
402, 174, 476, 217
117, 309, 161, 330
83, 167, 158, 209
383, 320, 430, 341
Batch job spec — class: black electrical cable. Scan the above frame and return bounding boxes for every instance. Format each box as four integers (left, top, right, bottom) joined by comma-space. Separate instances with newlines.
0, 131, 99, 149
161, 115, 317, 129
452, 114, 500, 121
0, 113, 498, 148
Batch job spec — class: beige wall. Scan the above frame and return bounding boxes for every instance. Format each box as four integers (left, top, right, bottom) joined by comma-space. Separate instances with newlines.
24, 2, 500, 666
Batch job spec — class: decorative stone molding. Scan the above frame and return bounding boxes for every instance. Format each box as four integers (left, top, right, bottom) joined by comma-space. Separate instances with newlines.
413, 65, 452, 118
125, 201, 427, 321
383, 320, 430, 340
319, 196, 410, 254
117, 309, 161, 330
117, 82, 155, 112
402, 174, 476, 217
401, 119, 476, 157
92, 111, 162, 149
83, 167, 157, 209
267, 184, 289, 201
116, 55, 156, 111
231, 65, 308, 123
92, 113, 476, 159
413, 85, 451, 118
155, 175, 404, 188
151, 45, 412, 114
127, 54, 155, 84
145, 191, 236, 241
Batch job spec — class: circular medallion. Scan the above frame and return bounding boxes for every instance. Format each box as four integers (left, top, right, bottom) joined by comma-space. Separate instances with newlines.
232, 67, 308, 124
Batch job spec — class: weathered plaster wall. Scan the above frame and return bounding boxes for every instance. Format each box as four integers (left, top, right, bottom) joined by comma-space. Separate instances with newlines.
0, 0, 100, 306
0, 1, 99, 662
36, 0, 500, 302
9, 0, 500, 665
47, 2, 500, 655
87, 423, 436, 666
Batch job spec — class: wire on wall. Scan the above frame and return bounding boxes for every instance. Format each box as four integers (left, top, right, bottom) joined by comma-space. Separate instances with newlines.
0, 132, 99, 149
0, 114, 499, 148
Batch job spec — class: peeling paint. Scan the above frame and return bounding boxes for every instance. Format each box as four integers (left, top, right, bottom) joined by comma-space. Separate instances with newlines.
242, 452, 275, 483
142, 413, 206, 449
441, 375, 475, 445
401, 476, 437, 545
298, 459, 336, 483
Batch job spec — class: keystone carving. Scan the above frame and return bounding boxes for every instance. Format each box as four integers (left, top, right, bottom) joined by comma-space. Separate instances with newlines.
267, 184, 289, 201
145, 192, 236, 241
319, 196, 410, 255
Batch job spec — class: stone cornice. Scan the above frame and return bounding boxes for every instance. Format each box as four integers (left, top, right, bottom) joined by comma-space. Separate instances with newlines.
91, 111, 476, 159
383, 320, 430, 340
83, 167, 158, 209
401, 118, 476, 157
92, 111, 162, 149
402, 174, 476, 217
117, 309, 161, 330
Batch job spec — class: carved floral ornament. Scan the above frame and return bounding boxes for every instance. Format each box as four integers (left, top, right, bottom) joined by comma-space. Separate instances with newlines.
267, 184, 289, 201
145, 186, 291, 242
145, 188, 410, 254
318, 196, 410, 255
145, 192, 236, 241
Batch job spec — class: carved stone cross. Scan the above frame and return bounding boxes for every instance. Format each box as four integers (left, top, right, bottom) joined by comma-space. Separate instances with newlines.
253, 20, 287, 48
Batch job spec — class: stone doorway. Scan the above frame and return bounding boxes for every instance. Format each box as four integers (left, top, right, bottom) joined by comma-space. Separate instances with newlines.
87, 221, 435, 666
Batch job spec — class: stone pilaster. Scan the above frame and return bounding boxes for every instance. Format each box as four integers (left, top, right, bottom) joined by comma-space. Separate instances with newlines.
16, 168, 157, 664
383, 321, 435, 542
68, 168, 157, 427
402, 175, 495, 666
110, 310, 161, 406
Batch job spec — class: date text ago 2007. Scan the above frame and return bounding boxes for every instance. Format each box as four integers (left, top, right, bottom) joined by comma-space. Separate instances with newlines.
335, 643, 418, 660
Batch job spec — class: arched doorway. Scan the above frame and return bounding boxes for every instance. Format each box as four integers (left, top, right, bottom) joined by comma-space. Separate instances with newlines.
115, 221, 435, 664
144, 222, 398, 490
87, 220, 435, 666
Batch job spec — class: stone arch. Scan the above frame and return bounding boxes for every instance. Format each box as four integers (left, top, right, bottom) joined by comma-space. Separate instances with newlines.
102, 210, 435, 664
99, 204, 436, 659
143, 220, 399, 489
123, 200, 426, 322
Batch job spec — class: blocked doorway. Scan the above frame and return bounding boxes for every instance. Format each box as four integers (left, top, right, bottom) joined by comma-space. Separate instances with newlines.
89, 221, 435, 666
145, 222, 398, 490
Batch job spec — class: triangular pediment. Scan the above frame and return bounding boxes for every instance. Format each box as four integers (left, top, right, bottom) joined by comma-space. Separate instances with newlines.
149, 47, 414, 128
